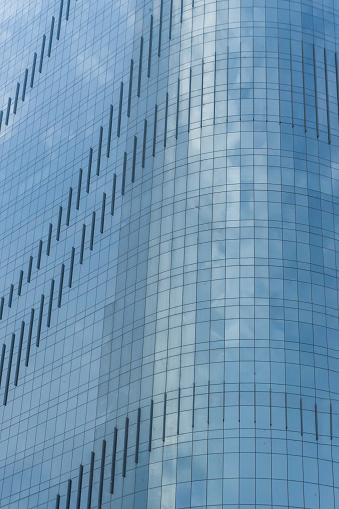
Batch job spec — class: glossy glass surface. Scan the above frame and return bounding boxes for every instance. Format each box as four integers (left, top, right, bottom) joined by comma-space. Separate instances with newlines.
0, 0, 339, 507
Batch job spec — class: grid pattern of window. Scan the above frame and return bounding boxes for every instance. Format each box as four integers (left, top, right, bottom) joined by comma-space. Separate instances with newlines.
0, 0, 339, 507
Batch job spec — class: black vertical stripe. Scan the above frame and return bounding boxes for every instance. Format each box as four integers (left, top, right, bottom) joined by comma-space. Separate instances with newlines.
22, 69, 29, 101
75, 464, 83, 509
37, 240, 43, 269
106, 105, 113, 157
56, 206, 63, 241
158, 0, 163, 57
96, 127, 103, 176
56, 0, 64, 40
5, 97, 11, 126
55, 494, 60, 509
100, 193, 106, 233
39, 35, 46, 73
90, 212, 96, 251
30, 52, 37, 88
324, 48, 331, 144
188, 68, 192, 131
301, 43, 307, 132
65, 0, 71, 20
47, 279, 55, 328
47, 17, 55, 57
68, 247, 75, 287
98, 440, 106, 509
147, 16, 153, 78
86, 148, 93, 193
0, 344, 6, 388
121, 152, 127, 196
87, 451, 95, 509
164, 92, 169, 146
25, 309, 35, 366
76, 168, 82, 210
176, 79, 180, 139
148, 399, 153, 451
127, 60, 134, 117
13, 83, 20, 114
137, 37, 143, 97
169, 0, 173, 40
8, 284, 14, 308
135, 408, 141, 463
131, 136, 137, 183
3, 334, 15, 406
66, 187, 72, 226
80, 224, 86, 264
47, 223, 53, 255
153, 105, 157, 156
18, 270, 24, 296
27, 256, 33, 283
65, 479, 72, 509
57, 264, 65, 308
117, 82, 124, 137
122, 417, 129, 477
36, 294, 44, 347
14, 321, 25, 386
110, 427, 118, 493
142, 119, 147, 168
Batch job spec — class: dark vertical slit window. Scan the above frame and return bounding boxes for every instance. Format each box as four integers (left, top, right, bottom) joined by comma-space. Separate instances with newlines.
131, 136, 137, 182
66, 188, 72, 226
177, 388, 181, 434
25, 308, 35, 366
127, 60, 134, 117
169, 0, 173, 40
207, 380, 210, 424
153, 105, 157, 156
87, 451, 95, 509
76, 169, 82, 209
301, 43, 307, 132
110, 427, 118, 493
121, 152, 127, 195
122, 417, 129, 477
86, 148, 93, 193
65, 479, 72, 509
148, 399, 153, 451
162, 393, 167, 441
37, 240, 43, 269
100, 193, 106, 234
147, 16, 153, 78
56, 0, 64, 40
5, 97, 11, 126
56, 206, 63, 240
14, 321, 25, 386
111, 174, 117, 215
27, 256, 33, 282
0, 344, 6, 388
335, 53, 339, 122
47, 279, 55, 328
36, 294, 44, 347
175, 78, 180, 139
313, 44, 319, 138
0, 111, 3, 131
22, 69, 29, 101
213, 52, 216, 124
164, 92, 169, 146
201, 59, 204, 128
117, 82, 124, 137
8, 284, 14, 308
48, 17, 55, 57
188, 68, 192, 131
47, 223, 53, 255
290, 40, 294, 127
158, 0, 163, 57
180, 0, 184, 22
96, 127, 103, 175
135, 408, 141, 463
106, 105, 113, 157
324, 48, 331, 144
192, 383, 195, 428
90, 212, 96, 251
0, 297, 4, 320
39, 35, 46, 73
65, 0, 71, 20
3, 333, 15, 406
76, 464, 83, 509
98, 440, 106, 509
30, 52, 37, 88
57, 264, 65, 308
68, 247, 75, 287
13, 83, 20, 114
142, 119, 147, 168
18, 270, 24, 296
137, 37, 143, 97
55, 494, 60, 509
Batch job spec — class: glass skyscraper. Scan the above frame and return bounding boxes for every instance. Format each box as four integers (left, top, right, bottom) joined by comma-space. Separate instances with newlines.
1, 0, 339, 507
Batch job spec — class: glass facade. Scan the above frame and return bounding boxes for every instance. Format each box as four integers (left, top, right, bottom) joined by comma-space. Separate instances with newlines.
1, 0, 339, 507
